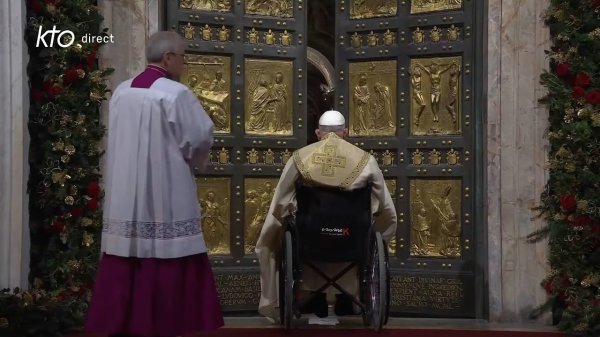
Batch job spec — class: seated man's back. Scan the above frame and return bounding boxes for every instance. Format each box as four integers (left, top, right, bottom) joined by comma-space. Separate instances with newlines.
256, 110, 397, 321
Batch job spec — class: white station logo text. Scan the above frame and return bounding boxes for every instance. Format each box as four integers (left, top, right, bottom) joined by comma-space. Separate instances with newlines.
36, 25, 115, 48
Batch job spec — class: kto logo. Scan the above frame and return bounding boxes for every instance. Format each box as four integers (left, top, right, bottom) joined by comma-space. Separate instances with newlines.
36, 25, 115, 48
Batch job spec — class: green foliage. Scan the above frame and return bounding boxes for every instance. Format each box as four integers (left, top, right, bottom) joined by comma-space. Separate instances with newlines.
530, 1, 600, 336
0, 0, 111, 335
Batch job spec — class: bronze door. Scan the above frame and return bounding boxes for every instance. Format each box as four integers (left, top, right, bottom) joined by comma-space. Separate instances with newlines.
167, 0, 307, 311
335, 0, 483, 318
167, 0, 485, 318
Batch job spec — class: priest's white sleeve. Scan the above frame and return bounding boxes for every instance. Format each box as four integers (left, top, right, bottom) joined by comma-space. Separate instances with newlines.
169, 89, 214, 171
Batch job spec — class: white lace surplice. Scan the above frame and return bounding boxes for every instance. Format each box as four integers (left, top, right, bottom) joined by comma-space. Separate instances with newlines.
101, 78, 214, 259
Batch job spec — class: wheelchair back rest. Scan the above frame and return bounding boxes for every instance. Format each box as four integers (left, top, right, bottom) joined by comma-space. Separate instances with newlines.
294, 182, 372, 262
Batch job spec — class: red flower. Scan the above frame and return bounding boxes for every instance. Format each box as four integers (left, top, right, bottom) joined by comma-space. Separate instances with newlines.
31, 88, 44, 103
585, 90, 600, 105
556, 63, 570, 77
593, 0, 600, 8
87, 199, 99, 211
42, 80, 53, 91
575, 73, 592, 88
51, 220, 65, 234
64, 68, 79, 85
572, 86, 585, 98
86, 52, 96, 69
561, 194, 576, 212
544, 280, 553, 294
48, 84, 62, 97
71, 207, 83, 218
86, 182, 101, 198
55, 290, 67, 302
30, 0, 42, 13
572, 215, 593, 228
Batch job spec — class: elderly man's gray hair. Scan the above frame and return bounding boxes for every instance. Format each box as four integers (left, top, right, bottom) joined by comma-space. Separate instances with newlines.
318, 124, 344, 132
146, 31, 184, 63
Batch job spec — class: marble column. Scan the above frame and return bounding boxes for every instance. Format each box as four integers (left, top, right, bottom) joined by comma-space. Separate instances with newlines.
98, 0, 164, 170
486, 0, 551, 322
98, 0, 164, 93
0, 0, 30, 289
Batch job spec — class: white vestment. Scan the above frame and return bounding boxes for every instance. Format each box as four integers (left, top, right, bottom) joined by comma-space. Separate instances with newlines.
256, 133, 397, 321
102, 77, 214, 259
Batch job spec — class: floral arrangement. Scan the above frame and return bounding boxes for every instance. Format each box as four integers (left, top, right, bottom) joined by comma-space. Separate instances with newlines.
0, 0, 111, 335
528, 1, 600, 336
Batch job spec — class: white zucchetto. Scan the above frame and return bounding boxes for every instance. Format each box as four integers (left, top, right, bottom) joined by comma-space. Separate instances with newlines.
318, 110, 345, 126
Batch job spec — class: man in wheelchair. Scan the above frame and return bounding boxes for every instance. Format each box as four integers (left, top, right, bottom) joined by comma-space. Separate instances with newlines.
256, 110, 397, 323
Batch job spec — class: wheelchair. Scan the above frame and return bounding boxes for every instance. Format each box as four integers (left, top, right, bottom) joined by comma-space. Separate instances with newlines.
278, 181, 390, 332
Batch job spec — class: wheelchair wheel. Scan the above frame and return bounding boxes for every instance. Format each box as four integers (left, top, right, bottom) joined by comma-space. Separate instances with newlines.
367, 232, 387, 332
281, 231, 294, 331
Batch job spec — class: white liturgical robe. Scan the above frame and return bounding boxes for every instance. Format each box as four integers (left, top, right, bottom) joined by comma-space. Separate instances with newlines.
102, 70, 214, 259
256, 133, 397, 321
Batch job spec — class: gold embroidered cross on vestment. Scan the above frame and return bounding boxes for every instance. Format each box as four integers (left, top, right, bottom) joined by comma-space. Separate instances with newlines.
311, 145, 347, 176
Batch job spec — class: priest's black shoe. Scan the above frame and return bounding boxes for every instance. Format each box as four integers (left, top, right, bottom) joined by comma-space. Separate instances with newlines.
300, 292, 328, 318
334, 294, 355, 316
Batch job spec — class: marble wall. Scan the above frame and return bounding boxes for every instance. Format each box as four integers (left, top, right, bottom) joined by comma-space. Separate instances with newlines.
98, 0, 163, 96
0, 0, 29, 289
97, 0, 163, 172
486, 0, 551, 322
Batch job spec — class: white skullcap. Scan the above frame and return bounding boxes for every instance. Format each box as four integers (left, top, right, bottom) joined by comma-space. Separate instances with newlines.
318, 110, 345, 126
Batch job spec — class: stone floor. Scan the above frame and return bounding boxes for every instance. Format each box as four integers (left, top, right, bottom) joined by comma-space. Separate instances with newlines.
224, 316, 557, 332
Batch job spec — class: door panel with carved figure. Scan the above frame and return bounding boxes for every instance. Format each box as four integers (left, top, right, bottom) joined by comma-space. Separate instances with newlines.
167, 0, 306, 312
335, 0, 483, 318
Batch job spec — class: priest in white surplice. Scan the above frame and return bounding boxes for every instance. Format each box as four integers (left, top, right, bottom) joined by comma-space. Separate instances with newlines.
256, 110, 397, 321
86, 31, 223, 337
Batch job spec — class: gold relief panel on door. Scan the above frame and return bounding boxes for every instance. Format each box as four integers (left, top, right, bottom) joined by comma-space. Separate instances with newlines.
183, 54, 232, 134
196, 177, 231, 255
410, 0, 462, 14
244, 178, 278, 254
409, 56, 462, 136
244, 58, 293, 136
409, 179, 461, 258
350, 0, 397, 20
349, 60, 397, 137
179, 0, 231, 12
245, 0, 292, 18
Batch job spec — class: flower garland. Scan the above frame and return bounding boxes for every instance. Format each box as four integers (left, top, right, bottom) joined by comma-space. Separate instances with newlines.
0, 0, 111, 335
528, 1, 600, 336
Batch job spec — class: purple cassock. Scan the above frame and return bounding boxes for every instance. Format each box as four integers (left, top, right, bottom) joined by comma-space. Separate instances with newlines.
85, 65, 224, 337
